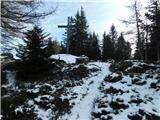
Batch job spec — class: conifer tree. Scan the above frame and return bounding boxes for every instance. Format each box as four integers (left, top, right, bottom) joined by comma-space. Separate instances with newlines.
88, 32, 101, 60
109, 24, 117, 59
115, 33, 131, 60
65, 7, 89, 56
102, 32, 114, 61
109, 24, 118, 46
16, 26, 53, 79
47, 39, 61, 55
125, 41, 131, 59
75, 7, 89, 56
145, 0, 160, 60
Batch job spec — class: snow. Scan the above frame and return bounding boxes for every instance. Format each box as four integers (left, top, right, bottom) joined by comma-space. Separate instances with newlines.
2, 57, 160, 120
0, 55, 8, 63
34, 105, 53, 120
27, 100, 34, 106
15, 106, 23, 114
50, 54, 79, 64
6, 71, 16, 89
59, 62, 111, 120
0, 115, 2, 119
93, 71, 160, 120
34, 95, 54, 102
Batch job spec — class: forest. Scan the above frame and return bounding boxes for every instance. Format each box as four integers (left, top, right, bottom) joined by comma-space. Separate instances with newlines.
1, 0, 160, 120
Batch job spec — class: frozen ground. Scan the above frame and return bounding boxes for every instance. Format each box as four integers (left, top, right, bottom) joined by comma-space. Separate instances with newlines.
1, 54, 160, 120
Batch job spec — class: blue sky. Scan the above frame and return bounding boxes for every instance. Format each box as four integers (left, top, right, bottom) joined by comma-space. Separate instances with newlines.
40, 0, 148, 44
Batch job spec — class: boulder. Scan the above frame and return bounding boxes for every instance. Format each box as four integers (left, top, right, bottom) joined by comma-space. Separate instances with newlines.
132, 78, 146, 85
76, 55, 89, 64
109, 61, 133, 72
109, 101, 129, 110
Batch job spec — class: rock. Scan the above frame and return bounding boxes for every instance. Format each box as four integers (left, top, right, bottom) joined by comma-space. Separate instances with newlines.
68, 65, 89, 80
129, 98, 144, 105
126, 66, 145, 73
104, 74, 123, 83
150, 82, 160, 90
97, 101, 108, 108
109, 61, 133, 72
132, 78, 146, 85
111, 75, 123, 82
39, 84, 53, 94
145, 74, 153, 79
138, 109, 145, 115
128, 113, 143, 120
76, 55, 89, 64
101, 109, 109, 115
138, 109, 160, 120
126, 63, 158, 74
109, 101, 129, 110
155, 75, 160, 80
116, 98, 124, 102
53, 97, 71, 114
139, 64, 157, 71
150, 83, 157, 89
92, 112, 101, 118
146, 113, 160, 120
103, 86, 124, 94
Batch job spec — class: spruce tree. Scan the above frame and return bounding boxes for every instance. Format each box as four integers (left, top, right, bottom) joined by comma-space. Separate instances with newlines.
109, 24, 118, 45
115, 33, 131, 60
125, 41, 131, 59
108, 24, 117, 59
88, 32, 101, 60
65, 7, 89, 56
102, 32, 114, 61
75, 7, 89, 56
47, 39, 61, 55
16, 26, 53, 79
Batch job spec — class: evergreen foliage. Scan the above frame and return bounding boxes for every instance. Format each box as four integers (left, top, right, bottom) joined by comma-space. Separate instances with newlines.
47, 39, 62, 55
65, 7, 89, 56
87, 32, 101, 60
145, 0, 160, 60
115, 33, 131, 60
102, 32, 114, 61
16, 26, 53, 79
109, 24, 118, 45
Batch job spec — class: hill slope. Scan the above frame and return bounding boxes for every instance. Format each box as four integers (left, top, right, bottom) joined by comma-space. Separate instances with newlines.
1, 54, 160, 120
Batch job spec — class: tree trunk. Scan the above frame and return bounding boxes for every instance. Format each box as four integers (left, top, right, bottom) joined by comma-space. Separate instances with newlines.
135, 0, 144, 60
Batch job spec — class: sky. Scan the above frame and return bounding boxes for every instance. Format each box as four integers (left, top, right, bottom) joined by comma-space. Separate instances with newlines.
40, 0, 148, 45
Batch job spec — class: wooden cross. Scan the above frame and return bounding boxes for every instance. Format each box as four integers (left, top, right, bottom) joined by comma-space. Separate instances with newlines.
58, 16, 74, 53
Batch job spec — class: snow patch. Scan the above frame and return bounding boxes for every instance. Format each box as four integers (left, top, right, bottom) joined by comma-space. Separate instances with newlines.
60, 62, 111, 120
50, 54, 79, 64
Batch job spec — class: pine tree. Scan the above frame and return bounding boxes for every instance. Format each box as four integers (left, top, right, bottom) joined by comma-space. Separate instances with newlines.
16, 26, 53, 79
102, 32, 114, 61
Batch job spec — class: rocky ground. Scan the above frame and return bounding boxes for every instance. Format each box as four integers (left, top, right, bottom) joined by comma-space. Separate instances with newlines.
1, 54, 160, 120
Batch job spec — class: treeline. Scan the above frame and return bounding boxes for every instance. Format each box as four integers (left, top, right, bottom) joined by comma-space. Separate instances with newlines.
61, 0, 160, 61
61, 7, 131, 61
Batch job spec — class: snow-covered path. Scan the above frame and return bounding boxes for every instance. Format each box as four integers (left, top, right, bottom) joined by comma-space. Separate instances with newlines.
60, 62, 111, 120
